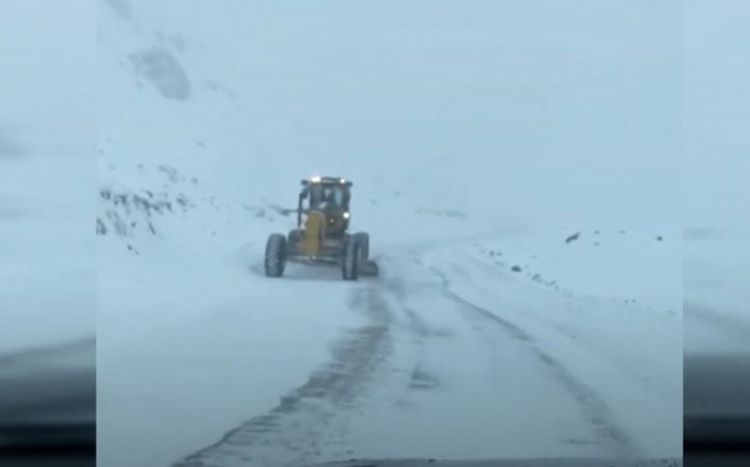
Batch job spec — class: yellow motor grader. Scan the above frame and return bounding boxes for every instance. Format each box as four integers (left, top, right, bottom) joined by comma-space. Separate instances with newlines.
264, 176, 378, 280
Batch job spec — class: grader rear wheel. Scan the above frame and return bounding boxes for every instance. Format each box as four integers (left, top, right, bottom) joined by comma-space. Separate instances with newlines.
264, 233, 287, 278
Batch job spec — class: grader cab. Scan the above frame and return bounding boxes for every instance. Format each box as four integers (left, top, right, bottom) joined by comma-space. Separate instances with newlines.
264, 176, 378, 280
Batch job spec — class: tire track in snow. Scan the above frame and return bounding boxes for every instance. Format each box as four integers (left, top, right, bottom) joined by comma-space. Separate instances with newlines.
173, 287, 395, 467
429, 267, 642, 458
461, 256, 673, 396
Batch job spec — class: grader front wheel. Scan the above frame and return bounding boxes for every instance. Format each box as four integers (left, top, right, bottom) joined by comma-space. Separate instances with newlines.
342, 236, 362, 281
352, 232, 370, 262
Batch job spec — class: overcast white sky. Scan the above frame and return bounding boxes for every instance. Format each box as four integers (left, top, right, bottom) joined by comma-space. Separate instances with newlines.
684, 0, 750, 230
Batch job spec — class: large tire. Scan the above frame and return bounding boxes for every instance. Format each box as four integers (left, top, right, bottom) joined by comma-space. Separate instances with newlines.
264, 233, 287, 278
342, 236, 361, 281
353, 232, 370, 262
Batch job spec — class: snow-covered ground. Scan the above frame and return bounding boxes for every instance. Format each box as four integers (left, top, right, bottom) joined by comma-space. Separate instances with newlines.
685, 229, 750, 354
0, 1, 95, 354
683, 1, 750, 356
97, 1, 682, 466
99, 226, 681, 467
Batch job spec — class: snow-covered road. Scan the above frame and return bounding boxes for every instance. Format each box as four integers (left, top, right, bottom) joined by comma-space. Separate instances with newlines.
99, 229, 680, 467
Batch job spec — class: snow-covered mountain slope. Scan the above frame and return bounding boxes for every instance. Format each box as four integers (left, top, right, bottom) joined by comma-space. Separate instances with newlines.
97, 0, 681, 250
97, 1, 681, 466
0, 1, 95, 354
